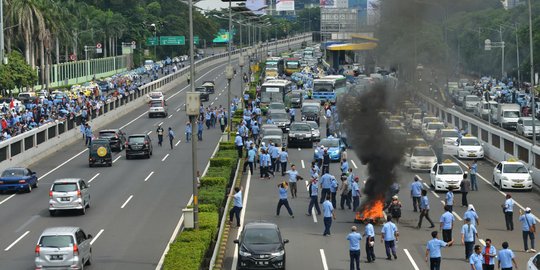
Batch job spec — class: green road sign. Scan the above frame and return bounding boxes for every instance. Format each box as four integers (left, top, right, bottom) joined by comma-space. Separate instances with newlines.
160, 36, 185, 45
194, 36, 199, 45
146, 37, 158, 46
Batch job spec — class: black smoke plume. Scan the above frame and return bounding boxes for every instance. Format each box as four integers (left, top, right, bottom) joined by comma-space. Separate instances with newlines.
337, 82, 407, 212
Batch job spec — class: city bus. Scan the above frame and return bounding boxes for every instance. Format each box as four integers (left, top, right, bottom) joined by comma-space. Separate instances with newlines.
284, 58, 301, 75
265, 57, 284, 78
260, 79, 293, 107
312, 75, 347, 103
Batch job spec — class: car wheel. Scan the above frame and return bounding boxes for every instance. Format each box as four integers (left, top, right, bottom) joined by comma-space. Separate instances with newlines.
33, 181, 38, 188
498, 179, 503, 191
49, 210, 55, 216
27, 184, 32, 193
89, 163, 93, 168
492, 176, 497, 186
85, 249, 92, 265
80, 206, 86, 215
108, 162, 112, 167
126, 155, 131, 160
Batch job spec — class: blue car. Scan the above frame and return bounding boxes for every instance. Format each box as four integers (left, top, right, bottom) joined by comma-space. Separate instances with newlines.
319, 136, 345, 161
0, 167, 38, 193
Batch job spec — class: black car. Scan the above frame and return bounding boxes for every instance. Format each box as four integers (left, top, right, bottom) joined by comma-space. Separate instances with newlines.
287, 122, 313, 147
234, 222, 288, 270
125, 134, 153, 159
196, 87, 210, 102
98, 129, 127, 151
288, 90, 304, 108
301, 103, 320, 125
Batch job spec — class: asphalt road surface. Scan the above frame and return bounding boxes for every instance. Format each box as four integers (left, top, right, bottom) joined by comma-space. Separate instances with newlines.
224, 112, 540, 270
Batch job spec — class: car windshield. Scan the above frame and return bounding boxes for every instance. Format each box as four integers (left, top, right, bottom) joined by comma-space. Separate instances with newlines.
291, 124, 311, 131
99, 131, 116, 138
262, 138, 282, 146
320, 139, 339, 147
503, 111, 519, 118
461, 138, 481, 146
307, 122, 318, 129
412, 148, 434, 156
522, 120, 540, 126
150, 101, 163, 107
149, 93, 162, 98
503, 164, 528, 173
466, 96, 480, 102
52, 183, 78, 192
303, 106, 319, 113
266, 62, 278, 69
244, 228, 281, 245
1, 169, 25, 177
269, 103, 285, 110
423, 118, 437, 124
427, 123, 444, 130
271, 113, 287, 120
441, 130, 458, 137
438, 165, 463, 175
291, 92, 301, 98
264, 129, 282, 136
39, 235, 73, 248
129, 136, 145, 143
314, 83, 333, 92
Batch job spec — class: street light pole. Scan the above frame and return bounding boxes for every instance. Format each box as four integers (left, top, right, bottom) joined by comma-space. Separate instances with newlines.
226, 0, 234, 141
528, 0, 536, 149
188, 0, 198, 230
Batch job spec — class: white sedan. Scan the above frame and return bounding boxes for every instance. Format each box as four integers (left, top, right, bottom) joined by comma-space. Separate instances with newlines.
493, 160, 533, 191
528, 252, 540, 270
456, 136, 484, 159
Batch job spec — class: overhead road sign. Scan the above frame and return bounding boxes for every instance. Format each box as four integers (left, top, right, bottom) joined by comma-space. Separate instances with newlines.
160, 36, 185, 45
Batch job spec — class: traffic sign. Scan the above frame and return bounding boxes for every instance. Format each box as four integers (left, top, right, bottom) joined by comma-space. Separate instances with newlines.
96, 43, 102, 49
194, 36, 199, 45
160, 36, 185, 45
69, 54, 77, 61
146, 37, 158, 46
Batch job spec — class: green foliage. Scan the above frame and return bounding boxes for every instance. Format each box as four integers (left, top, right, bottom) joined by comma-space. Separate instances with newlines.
215, 150, 237, 159
205, 166, 232, 179
200, 176, 227, 187
198, 204, 218, 213
199, 185, 226, 208
219, 142, 236, 151
0, 52, 37, 94
210, 157, 235, 168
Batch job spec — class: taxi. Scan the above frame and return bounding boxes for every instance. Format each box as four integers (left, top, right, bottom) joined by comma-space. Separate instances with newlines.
429, 159, 464, 191
423, 122, 445, 141
407, 146, 437, 171
440, 128, 459, 155
456, 135, 484, 159
410, 112, 423, 130
493, 158, 533, 191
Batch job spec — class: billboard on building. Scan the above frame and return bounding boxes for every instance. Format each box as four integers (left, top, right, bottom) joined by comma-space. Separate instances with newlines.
320, 0, 336, 8
276, 0, 295, 11
246, 0, 267, 15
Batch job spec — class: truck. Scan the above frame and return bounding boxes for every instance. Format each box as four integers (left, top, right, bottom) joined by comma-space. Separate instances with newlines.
496, 103, 520, 129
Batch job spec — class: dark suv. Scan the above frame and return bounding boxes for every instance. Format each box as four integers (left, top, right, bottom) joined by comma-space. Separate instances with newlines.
98, 129, 126, 151
234, 222, 288, 270
287, 122, 313, 147
196, 86, 209, 102
125, 134, 153, 159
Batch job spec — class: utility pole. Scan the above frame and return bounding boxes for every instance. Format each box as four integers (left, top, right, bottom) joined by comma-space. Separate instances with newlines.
188, 0, 198, 230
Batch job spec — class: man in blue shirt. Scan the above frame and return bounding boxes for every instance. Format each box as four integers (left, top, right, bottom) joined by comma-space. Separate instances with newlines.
322, 195, 335, 236
469, 160, 478, 191
347, 226, 362, 270
363, 218, 376, 263
259, 149, 268, 179
440, 205, 455, 243
276, 182, 294, 218
197, 120, 204, 141
351, 177, 360, 212
184, 122, 191, 143
270, 144, 281, 173
289, 108, 296, 122
330, 176, 338, 208
498, 241, 518, 270
425, 230, 453, 270
251, 122, 259, 143
228, 187, 243, 227
481, 239, 497, 270
279, 148, 289, 176
410, 176, 423, 212
469, 245, 483, 270
307, 178, 321, 216
417, 189, 435, 228
284, 165, 303, 198
234, 132, 244, 158
167, 127, 175, 149
463, 204, 479, 227
319, 172, 333, 204
243, 145, 256, 175
519, 207, 537, 252
341, 159, 349, 174
84, 123, 92, 146
461, 217, 478, 260
381, 216, 399, 260
503, 194, 514, 231
445, 187, 454, 212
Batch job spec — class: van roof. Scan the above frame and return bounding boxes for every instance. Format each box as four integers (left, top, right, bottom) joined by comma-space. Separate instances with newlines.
41, 227, 79, 236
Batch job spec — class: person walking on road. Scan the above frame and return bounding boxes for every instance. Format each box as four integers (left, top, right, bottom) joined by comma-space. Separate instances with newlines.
364, 218, 376, 263
503, 194, 514, 231
445, 187, 454, 212
468, 160, 478, 191
320, 172, 333, 204
279, 147, 288, 176
307, 178, 321, 216
418, 189, 435, 229
197, 120, 203, 141
330, 175, 338, 208
340, 174, 351, 210
156, 125, 164, 146
167, 127, 174, 149
322, 195, 336, 236
469, 245, 483, 270
234, 132, 244, 158
519, 207, 537, 252
461, 217, 478, 260
243, 145, 256, 175
411, 176, 423, 212
347, 226, 362, 270
460, 173, 471, 207
440, 205, 455, 243
481, 239, 497, 270
381, 216, 399, 260
463, 204, 479, 227
498, 241, 518, 270
284, 165, 302, 198
276, 182, 294, 218
352, 177, 361, 212
322, 149, 330, 174
425, 230, 453, 270
185, 122, 192, 143
84, 123, 92, 146
228, 187, 243, 227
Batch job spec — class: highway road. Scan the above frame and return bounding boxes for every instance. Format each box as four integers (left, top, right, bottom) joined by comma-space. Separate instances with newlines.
223, 111, 540, 270
0, 58, 244, 270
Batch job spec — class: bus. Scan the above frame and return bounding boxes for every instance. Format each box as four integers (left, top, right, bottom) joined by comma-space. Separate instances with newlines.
260, 79, 293, 107
312, 75, 347, 103
284, 58, 301, 75
265, 57, 284, 78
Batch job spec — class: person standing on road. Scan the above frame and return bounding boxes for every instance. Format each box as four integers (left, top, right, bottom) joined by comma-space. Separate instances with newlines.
322, 195, 336, 236
481, 239, 497, 270
219, 112, 227, 133
184, 122, 191, 143
347, 226, 362, 270
464, 204, 480, 227
259, 149, 268, 179
251, 122, 259, 144
276, 182, 294, 218
243, 145, 256, 175
460, 173, 471, 207
307, 178, 321, 216
197, 120, 204, 141
440, 205, 455, 243
167, 127, 174, 149
381, 216, 399, 260
279, 147, 288, 176
311, 161, 321, 179
270, 144, 281, 174
519, 207, 536, 252
289, 108, 295, 122
411, 176, 423, 212
364, 218, 376, 263
322, 149, 331, 174
319, 172, 333, 204
234, 132, 244, 158
425, 231, 453, 270
445, 187, 454, 212
461, 217, 478, 260
330, 175, 338, 208
228, 187, 243, 227
469, 245, 483, 270
340, 174, 351, 210
84, 123, 92, 146
468, 160, 478, 191
387, 195, 402, 224
156, 125, 164, 146
341, 158, 349, 174
352, 177, 361, 212
498, 241, 518, 270
503, 194, 514, 231
284, 165, 302, 198
418, 189, 435, 229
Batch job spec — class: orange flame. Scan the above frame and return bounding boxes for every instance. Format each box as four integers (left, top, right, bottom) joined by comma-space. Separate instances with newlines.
355, 198, 385, 222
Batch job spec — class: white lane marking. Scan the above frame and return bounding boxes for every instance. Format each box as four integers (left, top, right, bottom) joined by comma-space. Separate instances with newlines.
119, 111, 147, 130
298, 148, 301, 151
219, 93, 222, 96
120, 195, 134, 209
351, 160, 358, 169
214, 97, 218, 100
479, 239, 486, 246
158, 121, 164, 127
147, 131, 153, 135
0, 194, 16, 205
144, 171, 154, 182
452, 157, 540, 222
88, 173, 100, 183
232, 172, 252, 269
90, 229, 104, 245
403, 249, 420, 270
210, 102, 214, 105
301, 160, 305, 169
38, 148, 88, 181
162, 154, 170, 162
176, 108, 181, 112
422, 182, 440, 198
4, 231, 30, 251
168, 114, 173, 119
113, 155, 122, 163
175, 140, 182, 147
323, 115, 327, 119
319, 249, 329, 270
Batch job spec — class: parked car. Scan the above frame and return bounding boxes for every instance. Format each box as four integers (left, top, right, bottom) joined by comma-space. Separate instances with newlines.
126, 134, 153, 159
98, 129, 127, 151
516, 117, 540, 138
0, 167, 38, 193
35, 227, 93, 270
306, 121, 320, 141
429, 160, 464, 191
493, 159, 533, 191
406, 146, 438, 171
287, 121, 313, 147
196, 86, 210, 102
49, 178, 91, 216
455, 135, 484, 159
234, 221, 288, 270
319, 136, 345, 161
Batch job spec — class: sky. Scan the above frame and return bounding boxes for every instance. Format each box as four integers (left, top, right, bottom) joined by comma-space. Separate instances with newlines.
195, 0, 243, 11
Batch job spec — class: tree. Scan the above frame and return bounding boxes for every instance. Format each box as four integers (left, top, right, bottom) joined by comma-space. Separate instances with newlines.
0, 52, 38, 96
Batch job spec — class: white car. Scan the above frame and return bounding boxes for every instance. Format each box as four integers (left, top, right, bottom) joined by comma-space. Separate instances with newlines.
410, 112, 423, 130
456, 136, 484, 159
516, 117, 540, 138
421, 116, 439, 132
528, 252, 540, 270
423, 122, 445, 141
148, 99, 168, 118
441, 128, 460, 155
408, 146, 438, 171
429, 160, 464, 191
493, 160, 533, 191
463, 95, 481, 112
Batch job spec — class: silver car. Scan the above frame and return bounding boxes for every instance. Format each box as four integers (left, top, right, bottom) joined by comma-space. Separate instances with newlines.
35, 227, 93, 270
49, 178, 90, 216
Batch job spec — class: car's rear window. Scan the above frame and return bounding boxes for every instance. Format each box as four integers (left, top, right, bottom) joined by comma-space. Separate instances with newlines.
129, 136, 145, 143
52, 183, 78, 192
1, 169, 25, 177
244, 228, 281, 244
39, 235, 74, 248
99, 131, 116, 138
150, 101, 163, 107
